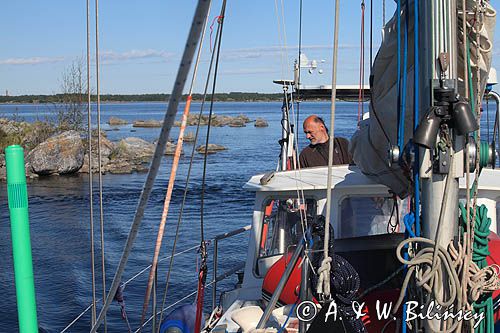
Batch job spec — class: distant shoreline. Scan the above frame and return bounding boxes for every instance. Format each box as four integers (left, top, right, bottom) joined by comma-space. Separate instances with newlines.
0, 92, 284, 104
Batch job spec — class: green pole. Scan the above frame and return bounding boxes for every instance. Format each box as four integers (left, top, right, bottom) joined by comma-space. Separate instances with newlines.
5, 145, 38, 332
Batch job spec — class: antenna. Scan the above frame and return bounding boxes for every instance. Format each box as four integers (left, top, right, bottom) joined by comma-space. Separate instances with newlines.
298, 53, 324, 75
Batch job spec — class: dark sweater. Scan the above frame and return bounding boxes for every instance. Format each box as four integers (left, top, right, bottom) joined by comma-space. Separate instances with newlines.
299, 137, 352, 168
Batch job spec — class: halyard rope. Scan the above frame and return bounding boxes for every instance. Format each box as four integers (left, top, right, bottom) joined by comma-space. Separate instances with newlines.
93, 0, 107, 330
317, 0, 340, 300
156, 4, 219, 330
138, 2, 212, 330
86, 0, 97, 325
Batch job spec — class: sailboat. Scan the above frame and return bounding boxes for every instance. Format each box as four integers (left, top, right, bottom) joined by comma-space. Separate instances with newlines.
190, 0, 500, 332
4, 0, 500, 332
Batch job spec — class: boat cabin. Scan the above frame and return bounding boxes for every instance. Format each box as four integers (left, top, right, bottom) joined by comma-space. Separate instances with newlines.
218, 165, 500, 322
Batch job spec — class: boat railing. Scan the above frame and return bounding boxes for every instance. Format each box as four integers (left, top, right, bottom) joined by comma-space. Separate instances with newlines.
60, 225, 251, 333
211, 224, 251, 309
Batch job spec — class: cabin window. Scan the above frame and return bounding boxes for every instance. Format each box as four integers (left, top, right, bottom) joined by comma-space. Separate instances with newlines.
255, 197, 317, 277
258, 198, 316, 258
339, 195, 407, 238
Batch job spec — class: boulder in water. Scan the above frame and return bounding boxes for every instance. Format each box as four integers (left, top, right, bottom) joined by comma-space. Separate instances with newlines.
133, 120, 162, 128
27, 130, 85, 175
108, 117, 129, 126
173, 114, 252, 128
228, 119, 246, 127
183, 131, 196, 142
165, 141, 183, 156
79, 135, 116, 173
112, 137, 155, 161
235, 114, 251, 123
254, 118, 269, 127
103, 137, 155, 174
196, 144, 227, 154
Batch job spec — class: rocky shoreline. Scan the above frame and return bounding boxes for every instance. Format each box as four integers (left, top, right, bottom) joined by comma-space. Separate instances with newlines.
0, 114, 268, 181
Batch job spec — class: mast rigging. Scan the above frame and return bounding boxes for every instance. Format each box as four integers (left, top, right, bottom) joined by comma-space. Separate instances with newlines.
89, 2, 213, 331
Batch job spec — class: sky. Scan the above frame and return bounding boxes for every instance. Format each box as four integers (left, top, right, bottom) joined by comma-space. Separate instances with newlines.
0, 0, 498, 95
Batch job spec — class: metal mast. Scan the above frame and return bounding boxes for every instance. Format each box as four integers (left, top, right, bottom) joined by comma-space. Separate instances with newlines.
419, 1, 461, 250
414, 0, 476, 331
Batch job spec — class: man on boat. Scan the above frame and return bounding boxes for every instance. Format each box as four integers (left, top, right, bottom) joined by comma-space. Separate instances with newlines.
299, 115, 352, 168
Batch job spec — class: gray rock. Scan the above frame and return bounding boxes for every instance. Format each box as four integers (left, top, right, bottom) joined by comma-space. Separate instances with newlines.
0, 153, 37, 181
0, 118, 24, 135
108, 117, 129, 126
112, 137, 154, 162
26, 166, 38, 180
196, 144, 227, 154
133, 120, 163, 128
165, 141, 182, 156
173, 114, 252, 128
183, 131, 196, 142
211, 115, 231, 127
79, 136, 115, 173
92, 135, 115, 157
27, 130, 85, 175
254, 118, 269, 127
90, 137, 155, 174
105, 159, 134, 174
228, 119, 246, 127
235, 114, 251, 123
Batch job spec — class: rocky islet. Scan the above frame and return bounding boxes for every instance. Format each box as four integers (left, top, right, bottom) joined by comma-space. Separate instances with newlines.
0, 114, 265, 179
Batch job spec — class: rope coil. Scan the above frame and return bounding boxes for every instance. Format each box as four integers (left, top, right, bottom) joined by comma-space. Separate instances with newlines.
316, 257, 332, 297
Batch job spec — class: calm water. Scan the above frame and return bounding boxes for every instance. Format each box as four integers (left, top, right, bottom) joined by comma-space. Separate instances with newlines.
1, 99, 498, 332
0, 101, 359, 332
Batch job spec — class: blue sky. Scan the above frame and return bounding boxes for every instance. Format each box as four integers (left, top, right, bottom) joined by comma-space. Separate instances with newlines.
0, 1, 497, 95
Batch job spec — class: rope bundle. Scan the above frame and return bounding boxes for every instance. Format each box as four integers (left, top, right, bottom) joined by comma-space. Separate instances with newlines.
394, 204, 500, 332
459, 203, 499, 333
394, 237, 465, 332
316, 257, 332, 298
310, 220, 366, 332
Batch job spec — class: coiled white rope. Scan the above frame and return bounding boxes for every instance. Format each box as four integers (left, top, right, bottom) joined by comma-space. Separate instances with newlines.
394, 237, 500, 332
316, 257, 332, 297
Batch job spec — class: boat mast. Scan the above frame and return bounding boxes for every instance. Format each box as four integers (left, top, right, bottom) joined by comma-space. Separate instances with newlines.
419, 1, 460, 249
417, 0, 463, 330
89, 1, 212, 331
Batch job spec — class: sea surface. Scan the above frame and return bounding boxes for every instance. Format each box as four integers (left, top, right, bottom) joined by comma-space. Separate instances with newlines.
0, 101, 360, 332
0, 100, 497, 332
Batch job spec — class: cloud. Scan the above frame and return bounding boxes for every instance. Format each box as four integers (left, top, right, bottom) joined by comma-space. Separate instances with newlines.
0, 49, 176, 66
0, 56, 65, 65
101, 49, 174, 64
221, 44, 366, 61
220, 67, 280, 75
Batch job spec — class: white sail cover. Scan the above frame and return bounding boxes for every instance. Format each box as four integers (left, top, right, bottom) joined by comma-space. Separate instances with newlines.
350, 1, 496, 197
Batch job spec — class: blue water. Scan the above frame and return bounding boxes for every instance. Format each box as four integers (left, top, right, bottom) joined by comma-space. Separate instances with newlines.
1, 99, 498, 332
0, 101, 359, 332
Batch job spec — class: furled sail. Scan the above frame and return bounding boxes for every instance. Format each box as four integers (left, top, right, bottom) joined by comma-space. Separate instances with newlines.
350, 0, 496, 197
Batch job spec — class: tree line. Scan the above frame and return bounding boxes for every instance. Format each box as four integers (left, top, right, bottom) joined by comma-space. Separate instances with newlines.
0, 92, 283, 104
